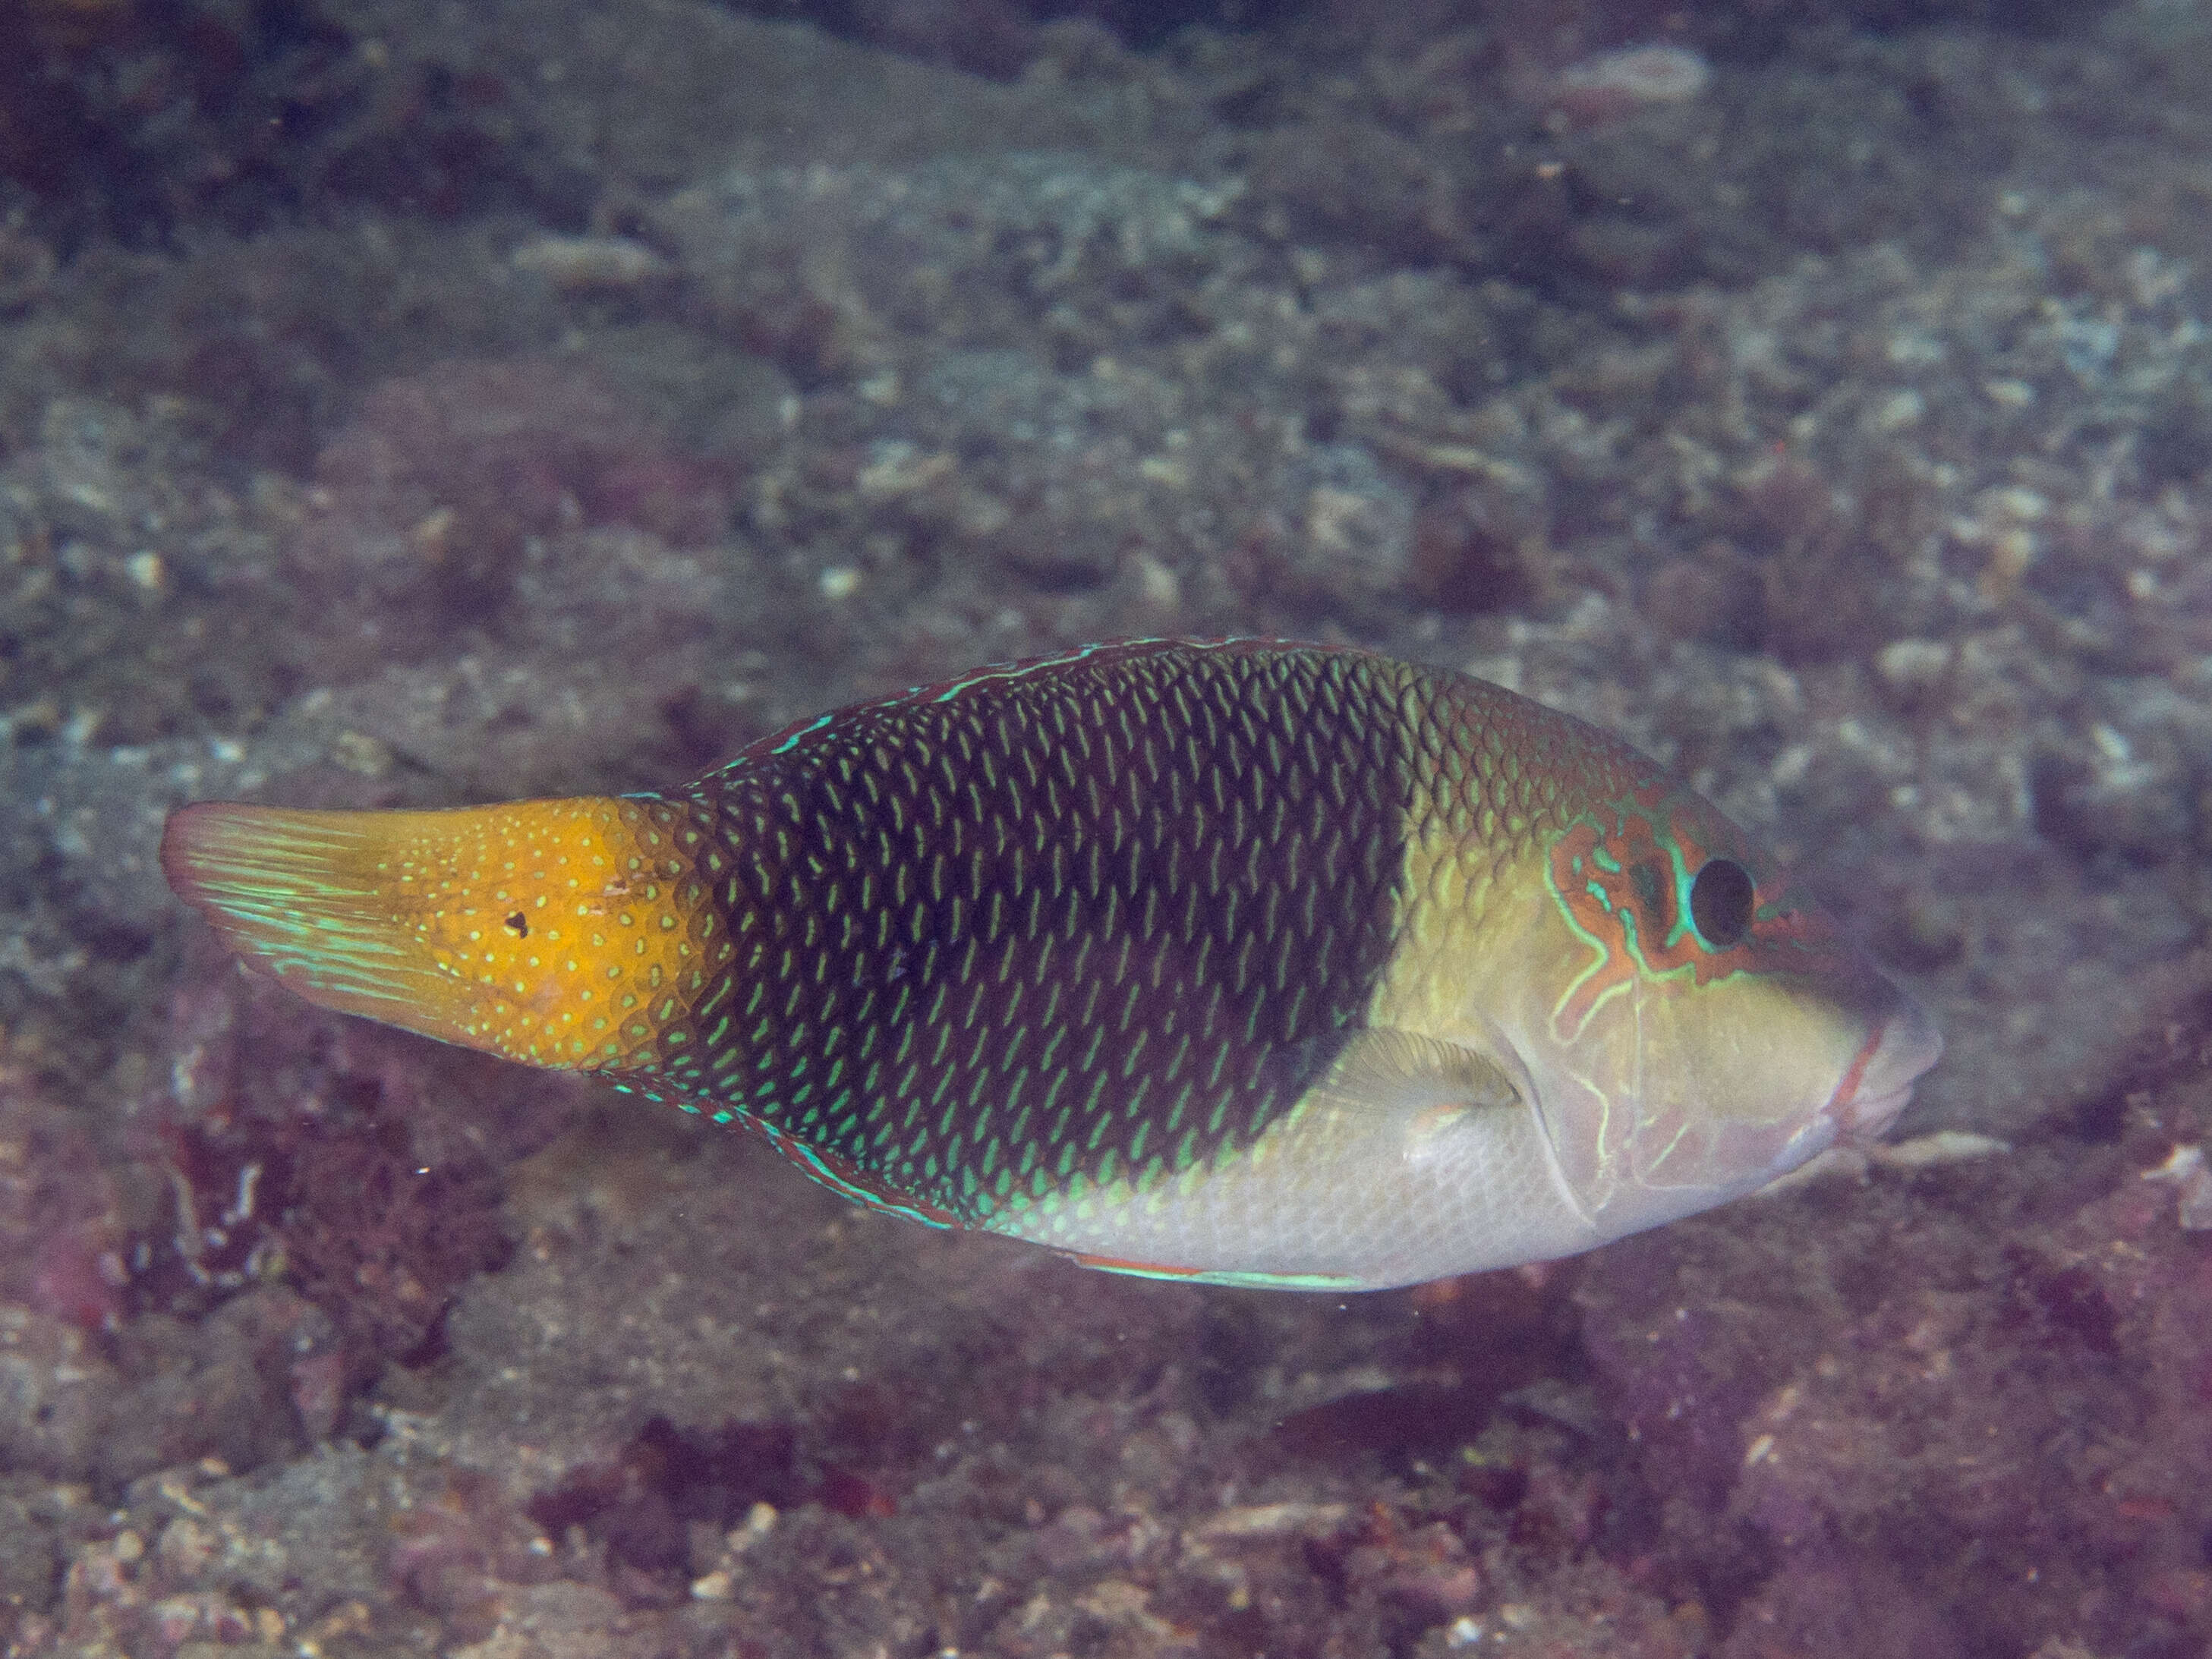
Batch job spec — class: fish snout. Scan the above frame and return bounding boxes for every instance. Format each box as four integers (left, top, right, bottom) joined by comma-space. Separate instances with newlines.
1828, 997, 1944, 1147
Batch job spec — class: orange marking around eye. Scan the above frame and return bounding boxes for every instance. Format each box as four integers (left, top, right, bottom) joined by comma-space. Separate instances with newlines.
1545, 785, 1847, 1043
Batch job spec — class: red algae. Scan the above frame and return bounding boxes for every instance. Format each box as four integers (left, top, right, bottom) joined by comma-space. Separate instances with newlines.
0, 1074, 127, 1332
136, 940, 576, 1401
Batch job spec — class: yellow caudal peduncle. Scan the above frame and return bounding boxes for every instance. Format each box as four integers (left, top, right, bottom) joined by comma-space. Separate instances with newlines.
160, 796, 727, 1070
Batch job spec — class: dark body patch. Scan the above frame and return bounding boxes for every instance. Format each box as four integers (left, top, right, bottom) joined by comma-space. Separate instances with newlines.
625, 641, 1423, 1223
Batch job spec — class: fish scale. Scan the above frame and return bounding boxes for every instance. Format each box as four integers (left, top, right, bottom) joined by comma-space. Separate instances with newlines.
630, 641, 1420, 1223
161, 637, 1943, 1289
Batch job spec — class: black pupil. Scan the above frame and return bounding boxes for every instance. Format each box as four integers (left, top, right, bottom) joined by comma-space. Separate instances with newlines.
1689, 858, 1755, 949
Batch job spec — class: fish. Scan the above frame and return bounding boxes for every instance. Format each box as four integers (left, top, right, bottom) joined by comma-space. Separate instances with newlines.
159, 638, 1941, 1292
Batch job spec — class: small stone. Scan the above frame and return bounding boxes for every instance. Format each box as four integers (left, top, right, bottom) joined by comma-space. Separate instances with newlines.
157, 1516, 216, 1579
509, 235, 674, 291
728, 1500, 777, 1553
330, 732, 395, 778
1190, 1500, 1351, 1539
1865, 389, 1925, 433
1129, 550, 1180, 609
2142, 1144, 2212, 1230
1552, 44, 1712, 114
1870, 1132, 2011, 1169
1875, 637, 1952, 694
856, 443, 954, 498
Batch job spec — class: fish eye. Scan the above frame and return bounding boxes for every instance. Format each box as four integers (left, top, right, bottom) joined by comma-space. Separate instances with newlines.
1689, 858, 1755, 949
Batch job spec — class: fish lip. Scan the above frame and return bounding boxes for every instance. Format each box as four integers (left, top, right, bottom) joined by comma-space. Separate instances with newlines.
1826, 999, 1944, 1147
1835, 1084, 1915, 1147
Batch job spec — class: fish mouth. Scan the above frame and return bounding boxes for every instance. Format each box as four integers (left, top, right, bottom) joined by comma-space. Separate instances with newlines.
1827, 999, 1945, 1146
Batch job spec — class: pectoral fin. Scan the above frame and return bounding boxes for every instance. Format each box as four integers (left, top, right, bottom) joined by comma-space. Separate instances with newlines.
1303, 1027, 1528, 1129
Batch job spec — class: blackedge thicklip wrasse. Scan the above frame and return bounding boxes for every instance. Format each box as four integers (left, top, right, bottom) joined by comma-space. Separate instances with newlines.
161, 638, 1941, 1291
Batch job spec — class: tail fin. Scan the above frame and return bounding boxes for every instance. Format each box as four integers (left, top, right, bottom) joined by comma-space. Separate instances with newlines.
161, 798, 720, 1071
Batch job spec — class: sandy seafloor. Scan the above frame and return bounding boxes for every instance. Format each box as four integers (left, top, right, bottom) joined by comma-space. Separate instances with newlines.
2, 0, 2211, 1653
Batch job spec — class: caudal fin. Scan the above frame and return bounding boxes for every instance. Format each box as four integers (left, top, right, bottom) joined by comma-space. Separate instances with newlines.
160, 798, 720, 1069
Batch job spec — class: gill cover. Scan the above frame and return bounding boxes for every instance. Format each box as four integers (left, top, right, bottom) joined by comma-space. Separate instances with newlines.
1522, 783, 1940, 1236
